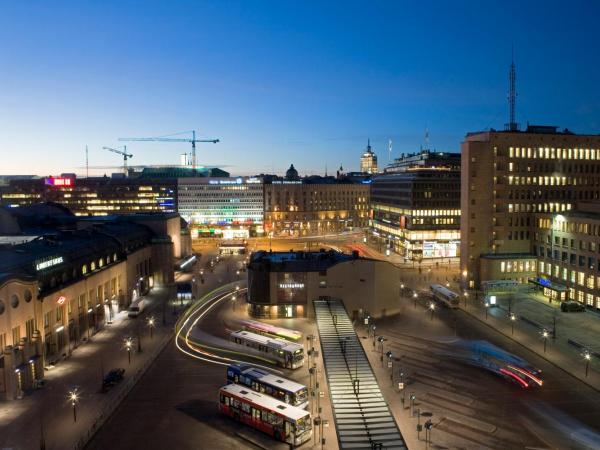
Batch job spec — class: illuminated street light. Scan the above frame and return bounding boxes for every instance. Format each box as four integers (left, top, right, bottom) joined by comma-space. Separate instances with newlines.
231, 294, 237, 311
485, 302, 489, 320
429, 302, 435, 321
413, 292, 418, 308
124, 337, 133, 364
463, 291, 468, 308
68, 388, 79, 423
147, 316, 155, 339
584, 351, 591, 377
510, 313, 516, 335
542, 329, 549, 353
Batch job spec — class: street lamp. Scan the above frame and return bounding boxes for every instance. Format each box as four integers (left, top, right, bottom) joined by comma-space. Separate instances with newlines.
377, 336, 385, 366
485, 302, 489, 320
386, 351, 393, 384
68, 388, 79, 423
510, 313, 516, 335
147, 316, 155, 339
413, 292, 418, 309
542, 329, 549, 353
231, 295, 237, 311
463, 291, 468, 308
584, 351, 591, 377
372, 325, 377, 348
124, 337, 133, 364
429, 303, 435, 321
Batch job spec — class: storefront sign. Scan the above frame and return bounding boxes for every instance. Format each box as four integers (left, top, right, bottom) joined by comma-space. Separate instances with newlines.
56, 296, 66, 305
45, 177, 73, 187
278, 283, 305, 289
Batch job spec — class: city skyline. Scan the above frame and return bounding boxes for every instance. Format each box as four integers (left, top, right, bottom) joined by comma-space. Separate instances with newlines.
1, 1, 600, 177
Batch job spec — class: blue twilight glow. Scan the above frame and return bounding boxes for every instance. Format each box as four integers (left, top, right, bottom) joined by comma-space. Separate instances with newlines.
1, 1, 599, 177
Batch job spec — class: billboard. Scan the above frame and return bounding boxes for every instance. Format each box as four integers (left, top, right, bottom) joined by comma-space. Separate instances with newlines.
423, 241, 459, 258
45, 177, 73, 187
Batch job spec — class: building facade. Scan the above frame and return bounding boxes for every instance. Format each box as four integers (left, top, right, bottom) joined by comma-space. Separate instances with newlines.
177, 177, 264, 238
247, 250, 401, 319
0, 206, 182, 399
0, 175, 177, 216
370, 151, 461, 260
263, 177, 370, 237
461, 125, 600, 293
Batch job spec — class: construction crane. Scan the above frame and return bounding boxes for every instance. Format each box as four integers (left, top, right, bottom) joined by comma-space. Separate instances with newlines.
103, 145, 133, 175
118, 130, 219, 171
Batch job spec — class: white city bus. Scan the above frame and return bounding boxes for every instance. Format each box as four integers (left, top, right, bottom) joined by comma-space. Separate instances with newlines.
430, 284, 460, 308
219, 383, 312, 446
227, 363, 309, 409
230, 330, 305, 369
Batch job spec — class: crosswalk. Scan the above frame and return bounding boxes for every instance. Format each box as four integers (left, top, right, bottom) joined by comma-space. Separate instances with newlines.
314, 298, 407, 450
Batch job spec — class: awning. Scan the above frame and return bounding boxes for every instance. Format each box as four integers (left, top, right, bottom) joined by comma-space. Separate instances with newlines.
528, 277, 567, 292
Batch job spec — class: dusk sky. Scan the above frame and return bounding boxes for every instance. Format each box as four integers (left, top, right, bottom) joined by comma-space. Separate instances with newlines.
1, 1, 599, 177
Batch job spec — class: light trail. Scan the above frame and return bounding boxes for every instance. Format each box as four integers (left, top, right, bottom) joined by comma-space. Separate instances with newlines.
174, 285, 283, 373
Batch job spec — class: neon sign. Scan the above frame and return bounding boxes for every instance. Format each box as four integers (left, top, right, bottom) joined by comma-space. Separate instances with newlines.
35, 256, 64, 271
45, 177, 73, 187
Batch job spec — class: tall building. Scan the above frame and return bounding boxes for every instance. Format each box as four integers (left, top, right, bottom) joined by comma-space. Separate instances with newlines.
263, 171, 370, 237
177, 177, 264, 238
360, 140, 378, 174
461, 125, 600, 291
370, 151, 461, 260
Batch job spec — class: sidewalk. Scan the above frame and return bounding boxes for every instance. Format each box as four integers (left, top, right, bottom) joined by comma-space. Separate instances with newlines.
0, 286, 176, 450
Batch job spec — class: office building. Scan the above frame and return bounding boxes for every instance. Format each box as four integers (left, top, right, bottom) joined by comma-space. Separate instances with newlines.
263, 168, 370, 237
461, 125, 600, 294
247, 250, 401, 319
177, 177, 264, 238
370, 151, 461, 260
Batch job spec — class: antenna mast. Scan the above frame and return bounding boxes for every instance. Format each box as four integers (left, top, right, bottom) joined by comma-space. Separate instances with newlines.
507, 47, 518, 131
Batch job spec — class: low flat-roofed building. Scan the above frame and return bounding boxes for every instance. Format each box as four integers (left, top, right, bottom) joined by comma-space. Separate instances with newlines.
247, 249, 400, 319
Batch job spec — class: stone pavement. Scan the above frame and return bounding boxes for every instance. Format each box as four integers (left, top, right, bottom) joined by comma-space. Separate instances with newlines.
0, 286, 176, 450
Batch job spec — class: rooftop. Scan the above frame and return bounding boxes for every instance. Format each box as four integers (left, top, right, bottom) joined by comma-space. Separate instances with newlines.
249, 249, 365, 272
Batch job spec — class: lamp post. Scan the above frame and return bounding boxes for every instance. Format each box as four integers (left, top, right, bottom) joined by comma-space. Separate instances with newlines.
463, 291, 468, 309
147, 316, 155, 339
377, 336, 385, 365
400, 283, 405, 297
386, 351, 393, 385
485, 302, 489, 320
68, 388, 79, 423
584, 351, 591, 377
372, 326, 377, 349
510, 313, 516, 335
542, 329, 549, 353
413, 292, 418, 309
231, 295, 237, 311
429, 302, 435, 321
125, 337, 133, 364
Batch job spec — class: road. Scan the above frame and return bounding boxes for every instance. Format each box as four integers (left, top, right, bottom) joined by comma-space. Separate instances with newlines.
368, 293, 600, 449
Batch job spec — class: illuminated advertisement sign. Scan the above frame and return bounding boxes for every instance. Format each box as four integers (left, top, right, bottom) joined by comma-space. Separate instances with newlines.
276, 273, 307, 303
35, 256, 64, 271
45, 177, 73, 187
57, 296, 66, 305
423, 241, 458, 258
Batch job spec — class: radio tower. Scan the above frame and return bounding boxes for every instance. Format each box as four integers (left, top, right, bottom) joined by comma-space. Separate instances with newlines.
507, 48, 518, 131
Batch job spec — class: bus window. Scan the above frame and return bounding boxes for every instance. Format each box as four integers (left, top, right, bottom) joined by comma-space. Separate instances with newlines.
252, 408, 261, 420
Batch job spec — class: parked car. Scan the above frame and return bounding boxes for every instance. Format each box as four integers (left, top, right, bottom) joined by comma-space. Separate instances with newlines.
560, 301, 586, 312
102, 368, 125, 391
128, 298, 147, 318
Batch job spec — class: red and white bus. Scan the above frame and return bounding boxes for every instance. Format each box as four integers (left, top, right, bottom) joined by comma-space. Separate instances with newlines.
219, 383, 312, 446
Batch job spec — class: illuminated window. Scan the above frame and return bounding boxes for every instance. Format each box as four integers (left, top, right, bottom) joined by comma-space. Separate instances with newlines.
82, 265, 88, 275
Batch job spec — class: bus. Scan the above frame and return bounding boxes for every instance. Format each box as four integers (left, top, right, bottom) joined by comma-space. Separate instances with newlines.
219, 383, 312, 446
230, 330, 305, 369
430, 284, 460, 308
242, 320, 303, 342
227, 363, 309, 409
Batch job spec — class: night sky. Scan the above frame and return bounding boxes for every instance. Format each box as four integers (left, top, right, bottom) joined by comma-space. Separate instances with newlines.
1, 0, 599, 176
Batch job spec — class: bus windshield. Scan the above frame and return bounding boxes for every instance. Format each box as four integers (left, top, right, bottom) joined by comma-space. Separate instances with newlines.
295, 414, 312, 433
